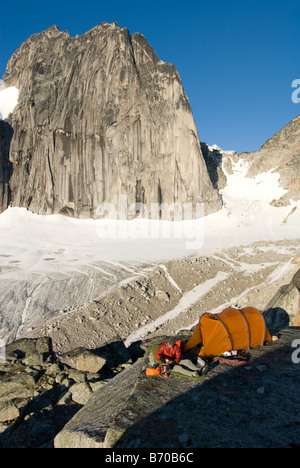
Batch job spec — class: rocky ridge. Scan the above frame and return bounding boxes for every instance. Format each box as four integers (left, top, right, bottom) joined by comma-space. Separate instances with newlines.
208, 114, 300, 206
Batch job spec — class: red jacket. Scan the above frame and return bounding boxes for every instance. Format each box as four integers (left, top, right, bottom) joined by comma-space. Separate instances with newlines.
155, 342, 182, 364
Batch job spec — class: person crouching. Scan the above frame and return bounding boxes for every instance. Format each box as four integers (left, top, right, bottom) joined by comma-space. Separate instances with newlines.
155, 337, 205, 377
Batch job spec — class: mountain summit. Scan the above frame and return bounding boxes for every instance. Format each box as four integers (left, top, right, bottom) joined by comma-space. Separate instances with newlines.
0, 23, 221, 218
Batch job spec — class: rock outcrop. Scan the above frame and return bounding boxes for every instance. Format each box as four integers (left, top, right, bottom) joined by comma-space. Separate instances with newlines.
240, 113, 300, 205
264, 267, 300, 330
200, 142, 228, 191
0, 121, 13, 212
1, 22, 221, 218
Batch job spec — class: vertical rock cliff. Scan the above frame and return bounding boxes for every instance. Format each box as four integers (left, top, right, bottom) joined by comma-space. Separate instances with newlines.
2, 22, 221, 218
0, 120, 13, 212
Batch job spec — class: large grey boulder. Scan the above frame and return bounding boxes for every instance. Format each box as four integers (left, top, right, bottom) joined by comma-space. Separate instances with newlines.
6, 336, 52, 360
57, 347, 107, 374
0, 373, 37, 402
264, 267, 300, 331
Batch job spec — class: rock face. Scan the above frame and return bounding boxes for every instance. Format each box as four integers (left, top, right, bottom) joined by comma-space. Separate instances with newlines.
0, 121, 13, 212
1, 22, 221, 218
240, 113, 300, 205
200, 142, 228, 191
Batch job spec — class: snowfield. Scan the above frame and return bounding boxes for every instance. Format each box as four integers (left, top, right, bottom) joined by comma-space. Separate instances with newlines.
1, 155, 299, 276
0, 150, 299, 343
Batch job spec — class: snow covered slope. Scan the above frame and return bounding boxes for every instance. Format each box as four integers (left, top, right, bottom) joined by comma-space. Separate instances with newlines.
218, 152, 299, 237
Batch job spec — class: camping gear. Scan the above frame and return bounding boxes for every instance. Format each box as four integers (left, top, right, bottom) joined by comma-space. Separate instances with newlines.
183, 307, 272, 357
146, 366, 163, 376
212, 356, 248, 367
151, 344, 203, 379
197, 357, 206, 367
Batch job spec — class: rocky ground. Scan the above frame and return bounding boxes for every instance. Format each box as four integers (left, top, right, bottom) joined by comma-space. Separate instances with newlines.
0, 336, 132, 448
55, 329, 300, 449
0, 237, 299, 448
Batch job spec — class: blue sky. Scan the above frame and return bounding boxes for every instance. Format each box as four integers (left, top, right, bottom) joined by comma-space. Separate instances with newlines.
0, 0, 299, 153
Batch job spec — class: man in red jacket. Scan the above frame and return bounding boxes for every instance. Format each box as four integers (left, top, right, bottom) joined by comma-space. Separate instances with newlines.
155, 337, 181, 365
155, 337, 202, 377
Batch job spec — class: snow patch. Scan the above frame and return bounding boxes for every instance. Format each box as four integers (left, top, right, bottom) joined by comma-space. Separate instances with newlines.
159, 264, 182, 293
0, 83, 19, 119
208, 144, 236, 155
221, 159, 287, 206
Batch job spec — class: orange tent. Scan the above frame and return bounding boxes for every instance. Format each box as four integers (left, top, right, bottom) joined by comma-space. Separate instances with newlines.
183, 307, 272, 357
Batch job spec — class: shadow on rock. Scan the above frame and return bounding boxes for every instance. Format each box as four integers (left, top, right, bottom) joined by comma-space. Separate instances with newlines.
263, 307, 290, 335
112, 328, 300, 449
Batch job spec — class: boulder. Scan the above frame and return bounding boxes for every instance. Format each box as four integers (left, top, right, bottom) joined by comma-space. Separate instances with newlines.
70, 382, 93, 405
264, 269, 300, 331
0, 373, 37, 402
57, 348, 107, 374
6, 337, 52, 361
0, 401, 20, 422
54, 357, 147, 448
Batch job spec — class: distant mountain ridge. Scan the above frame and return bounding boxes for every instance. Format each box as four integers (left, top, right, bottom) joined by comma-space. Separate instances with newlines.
204, 112, 300, 207
240, 113, 300, 205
